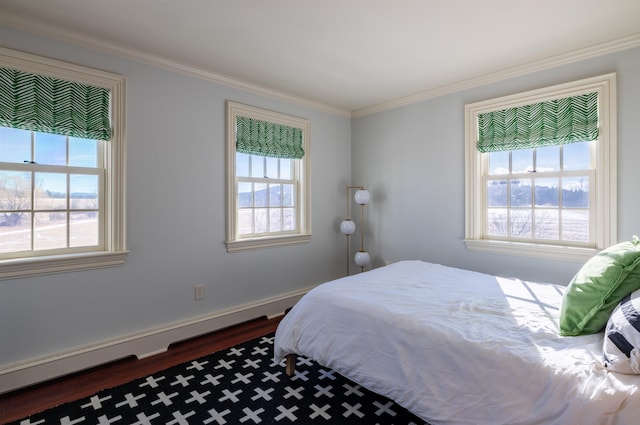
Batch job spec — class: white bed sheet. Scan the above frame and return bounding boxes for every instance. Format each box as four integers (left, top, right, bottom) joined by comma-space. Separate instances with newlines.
274, 261, 640, 425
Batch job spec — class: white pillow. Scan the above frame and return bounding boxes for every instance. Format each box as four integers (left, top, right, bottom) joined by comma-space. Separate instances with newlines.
603, 289, 640, 374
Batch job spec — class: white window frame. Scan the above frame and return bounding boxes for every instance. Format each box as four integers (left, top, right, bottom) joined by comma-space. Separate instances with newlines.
464, 74, 616, 262
226, 101, 311, 252
0, 47, 127, 279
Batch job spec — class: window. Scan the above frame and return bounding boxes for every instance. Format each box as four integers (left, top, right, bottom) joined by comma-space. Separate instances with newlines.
0, 47, 127, 279
226, 102, 311, 252
0, 129, 103, 255
464, 74, 616, 262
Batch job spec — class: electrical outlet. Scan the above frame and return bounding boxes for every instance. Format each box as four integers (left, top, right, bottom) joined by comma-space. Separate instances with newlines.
194, 284, 205, 300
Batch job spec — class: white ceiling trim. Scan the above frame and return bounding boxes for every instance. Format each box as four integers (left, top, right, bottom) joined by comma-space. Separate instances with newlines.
352, 33, 640, 118
0, 11, 350, 118
1, 11, 639, 119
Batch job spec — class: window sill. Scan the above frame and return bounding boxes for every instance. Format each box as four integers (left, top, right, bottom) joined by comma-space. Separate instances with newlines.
463, 239, 599, 263
0, 251, 129, 280
226, 234, 312, 253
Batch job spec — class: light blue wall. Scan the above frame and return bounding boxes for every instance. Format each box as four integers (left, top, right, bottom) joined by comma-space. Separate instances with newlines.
0, 25, 352, 365
352, 46, 640, 285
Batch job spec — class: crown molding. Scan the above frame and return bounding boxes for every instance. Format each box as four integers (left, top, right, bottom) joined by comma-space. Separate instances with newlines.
0, 12, 351, 118
1, 12, 638, 119
352, 33, 640, 118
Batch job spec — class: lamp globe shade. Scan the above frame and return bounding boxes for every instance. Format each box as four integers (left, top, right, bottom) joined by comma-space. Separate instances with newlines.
354, 189, 370, 205
340, 219, 356, 235
354, 251, 371, 267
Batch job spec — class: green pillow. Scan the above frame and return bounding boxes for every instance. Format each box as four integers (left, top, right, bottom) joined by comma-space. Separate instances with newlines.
559, 236, 640, 336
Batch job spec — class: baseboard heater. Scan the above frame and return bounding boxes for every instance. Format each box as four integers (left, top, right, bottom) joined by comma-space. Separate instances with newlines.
0, 287, 309, 394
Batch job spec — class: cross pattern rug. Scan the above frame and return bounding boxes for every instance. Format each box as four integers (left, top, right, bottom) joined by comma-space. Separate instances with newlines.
10, 334, 429, 424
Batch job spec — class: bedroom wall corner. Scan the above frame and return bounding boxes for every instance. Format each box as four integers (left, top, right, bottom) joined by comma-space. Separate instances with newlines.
351, 46, 640, 285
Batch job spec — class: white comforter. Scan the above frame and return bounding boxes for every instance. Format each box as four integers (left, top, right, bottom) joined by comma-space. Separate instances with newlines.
274, 261, 639, 425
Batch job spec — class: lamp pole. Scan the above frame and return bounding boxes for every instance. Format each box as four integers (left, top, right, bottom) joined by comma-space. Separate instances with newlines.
341, 185, 370, 275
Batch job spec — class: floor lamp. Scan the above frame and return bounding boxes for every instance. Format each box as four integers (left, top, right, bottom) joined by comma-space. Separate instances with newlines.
340, 185, 371, 275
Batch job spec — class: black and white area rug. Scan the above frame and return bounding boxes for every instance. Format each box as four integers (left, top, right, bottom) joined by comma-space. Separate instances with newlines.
11, 334, 429, 424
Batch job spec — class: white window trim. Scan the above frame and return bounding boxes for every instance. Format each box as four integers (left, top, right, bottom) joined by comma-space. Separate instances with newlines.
464, 73, 617, 262
225, 101, 311, 252
0, 47, 128, 279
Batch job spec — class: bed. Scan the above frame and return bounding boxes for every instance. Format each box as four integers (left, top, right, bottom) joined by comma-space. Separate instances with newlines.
273, 260, 640, 425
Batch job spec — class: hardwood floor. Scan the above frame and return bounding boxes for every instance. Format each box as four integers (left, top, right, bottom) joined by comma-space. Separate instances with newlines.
0, 315, 283, 424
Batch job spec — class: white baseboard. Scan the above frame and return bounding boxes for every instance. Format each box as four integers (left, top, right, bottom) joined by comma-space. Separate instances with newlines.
0, 287, 310, 394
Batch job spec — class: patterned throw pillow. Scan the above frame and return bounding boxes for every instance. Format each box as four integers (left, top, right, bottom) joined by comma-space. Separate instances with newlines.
603, 289, 640, 374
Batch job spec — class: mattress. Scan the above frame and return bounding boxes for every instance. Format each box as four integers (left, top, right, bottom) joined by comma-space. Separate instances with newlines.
274, 260, 640, 425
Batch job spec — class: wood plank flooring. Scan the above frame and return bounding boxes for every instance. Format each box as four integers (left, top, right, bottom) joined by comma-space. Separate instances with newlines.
0, 315, 282, 424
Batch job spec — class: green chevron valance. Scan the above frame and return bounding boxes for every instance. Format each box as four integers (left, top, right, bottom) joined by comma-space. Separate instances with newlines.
0, 67, 111, 141
236, 116, 304, 159
477, 92, 599, 153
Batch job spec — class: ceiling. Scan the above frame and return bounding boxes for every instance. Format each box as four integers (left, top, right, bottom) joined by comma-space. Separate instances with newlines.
1, 0, 639, 114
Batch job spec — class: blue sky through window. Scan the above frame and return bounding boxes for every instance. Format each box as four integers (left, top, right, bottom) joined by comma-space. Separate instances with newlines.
1, 126, 99, 193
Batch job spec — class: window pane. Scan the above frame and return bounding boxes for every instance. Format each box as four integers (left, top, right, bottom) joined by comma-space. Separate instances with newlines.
237, 209, 252, 235
269, 209, 281, 232
269, 184, 281, 207
0, 127, 31, 163
512, 149, 533, 173
487, 180, 507, 207
283, 208, 295, 231
563, 141, 591, 170
483, 144, 591, 246
0, 214, 31, 253
251, 155, 264, 178
536, 145, 559, 172
487, 208, 508, 237
236, 153, 250, 177
70, 211, 99, 247
70, 175, 99, 209
34, 211, 66, 250
280, 159, 293, 179
35, 173, 67, 210
510, 179, 531, 207
535, 209, 559, 240
534, 178, 558, 207
254, 208, 267, 233
562, 176, 589, 208
283, 184, 294, 207
562, 210, 589, 242
69, 138, 98, 168
488, 151, 509, 175
254, 183, 267, 207
0, 171, 32, 211
265, 157, 278, 179
35, 132, 66, 166
238, 182, 252, 207
510, 209, 532, 238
